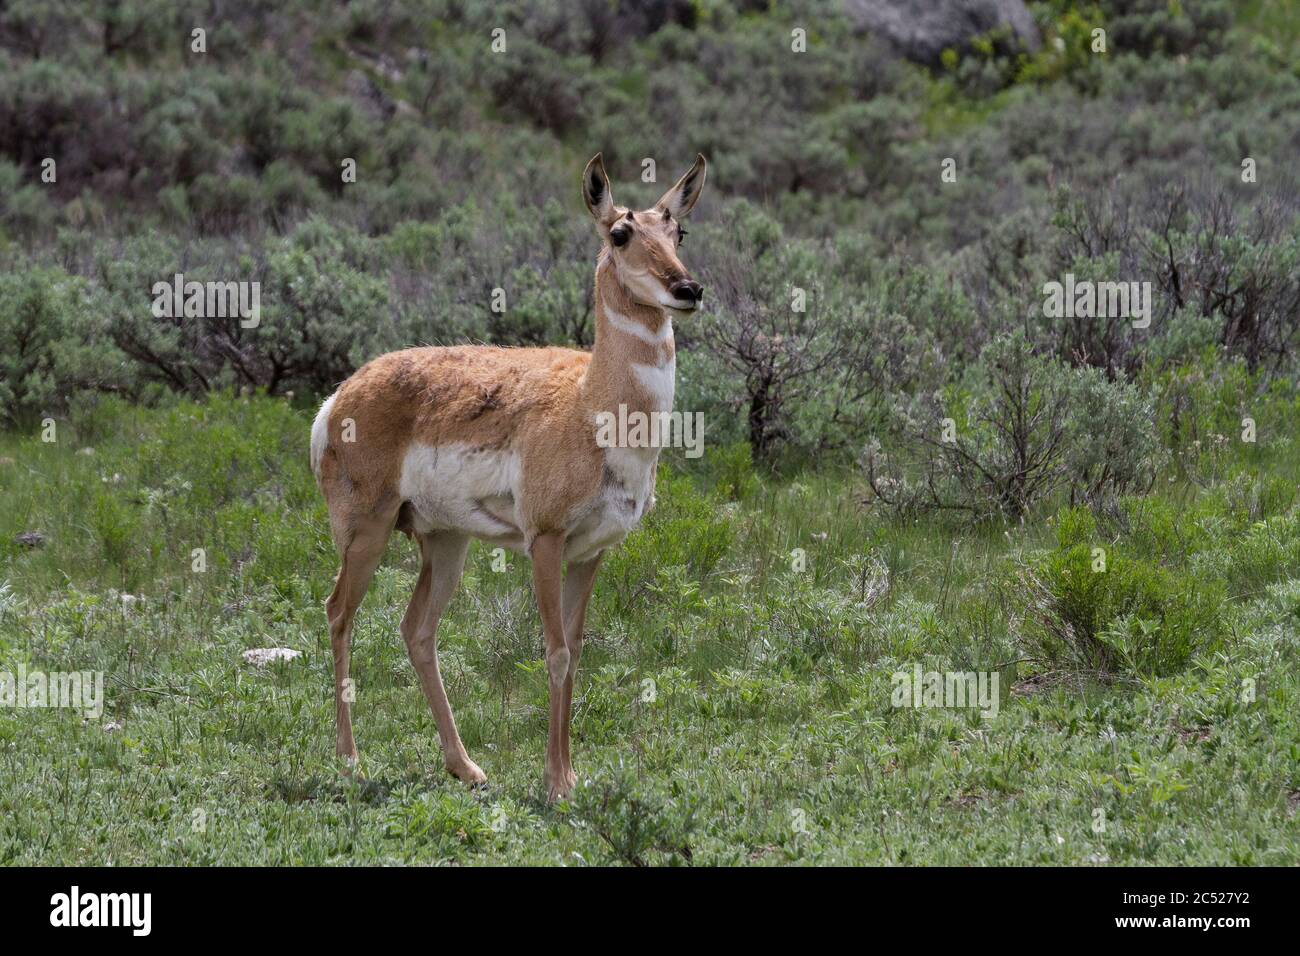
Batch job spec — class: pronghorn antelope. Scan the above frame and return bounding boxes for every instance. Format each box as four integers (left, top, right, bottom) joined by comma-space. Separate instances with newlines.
311, 154, 707, 801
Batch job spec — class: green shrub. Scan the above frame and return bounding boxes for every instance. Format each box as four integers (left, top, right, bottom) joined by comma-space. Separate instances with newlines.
1015, 538, 1227, 678
1150, 354, 1269, 480
0, 159, 54, 236
1102, 0, 1233, 58
1063, 363, 1165, 504
0, 266, 126, 424
1201, 512, 1300, 599
382, 787, 492, 860
601, 469, 734, 616
866, 333, 1161, 519
708, 441, 760, 502
568, 764, 698, 866
90, 487, 137, 570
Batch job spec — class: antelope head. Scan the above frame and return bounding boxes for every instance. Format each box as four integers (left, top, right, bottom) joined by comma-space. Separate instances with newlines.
582, 153, 708, 314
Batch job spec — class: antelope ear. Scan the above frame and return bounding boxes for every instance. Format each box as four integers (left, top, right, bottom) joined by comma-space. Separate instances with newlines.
655, 153, 707, 219
582, 153, 616, 224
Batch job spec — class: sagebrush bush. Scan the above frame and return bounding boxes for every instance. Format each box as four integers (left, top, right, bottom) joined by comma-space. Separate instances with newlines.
1063, 364, 1165, 505
864, 333, 1161, 519
0, 266, 126, 424
0, 0, 1296, 465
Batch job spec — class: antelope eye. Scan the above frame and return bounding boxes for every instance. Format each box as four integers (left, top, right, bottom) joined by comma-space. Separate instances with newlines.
677, 226, 688, 244
610, 225, 631, 247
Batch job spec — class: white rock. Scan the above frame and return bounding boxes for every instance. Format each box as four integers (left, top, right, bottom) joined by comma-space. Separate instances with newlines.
242, 647, 302, 667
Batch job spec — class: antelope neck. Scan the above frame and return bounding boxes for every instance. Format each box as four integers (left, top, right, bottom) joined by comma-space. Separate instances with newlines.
583, 254, 676, 417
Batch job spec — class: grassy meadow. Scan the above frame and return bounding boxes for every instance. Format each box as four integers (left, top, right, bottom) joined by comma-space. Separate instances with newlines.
1, 390, 1298, 865
3, 0, 1300, 867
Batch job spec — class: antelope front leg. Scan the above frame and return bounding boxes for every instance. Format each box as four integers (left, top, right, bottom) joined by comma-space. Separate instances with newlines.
530, 531, 574, 801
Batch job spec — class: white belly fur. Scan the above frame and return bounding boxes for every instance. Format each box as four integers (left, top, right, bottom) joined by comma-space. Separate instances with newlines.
565, 444, 659, 564
397, 441, 657, 563
399, 443, 526, 549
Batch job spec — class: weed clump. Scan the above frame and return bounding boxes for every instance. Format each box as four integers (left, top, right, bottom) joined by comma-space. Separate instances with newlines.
1013, 507, 1227, 679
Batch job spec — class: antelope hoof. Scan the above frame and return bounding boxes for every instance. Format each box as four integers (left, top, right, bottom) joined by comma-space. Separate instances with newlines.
546, 769, 577, 803
448, 757, 487, 788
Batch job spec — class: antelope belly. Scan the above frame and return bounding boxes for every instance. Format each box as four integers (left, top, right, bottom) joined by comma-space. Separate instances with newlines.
398, 443, 524, 543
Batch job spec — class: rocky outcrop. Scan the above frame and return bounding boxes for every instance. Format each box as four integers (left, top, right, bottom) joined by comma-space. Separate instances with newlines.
844, 0, 1041, 66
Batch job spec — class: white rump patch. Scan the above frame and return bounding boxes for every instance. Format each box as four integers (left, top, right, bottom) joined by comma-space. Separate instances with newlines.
310, 392, 336, 477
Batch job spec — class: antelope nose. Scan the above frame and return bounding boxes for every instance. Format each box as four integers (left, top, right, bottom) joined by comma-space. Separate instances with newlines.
671, 279, 703, 303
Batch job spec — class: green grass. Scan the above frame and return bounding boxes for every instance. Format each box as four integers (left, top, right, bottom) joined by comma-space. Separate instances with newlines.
1, 394, 1298, 865
1238, 0, 1300, 68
